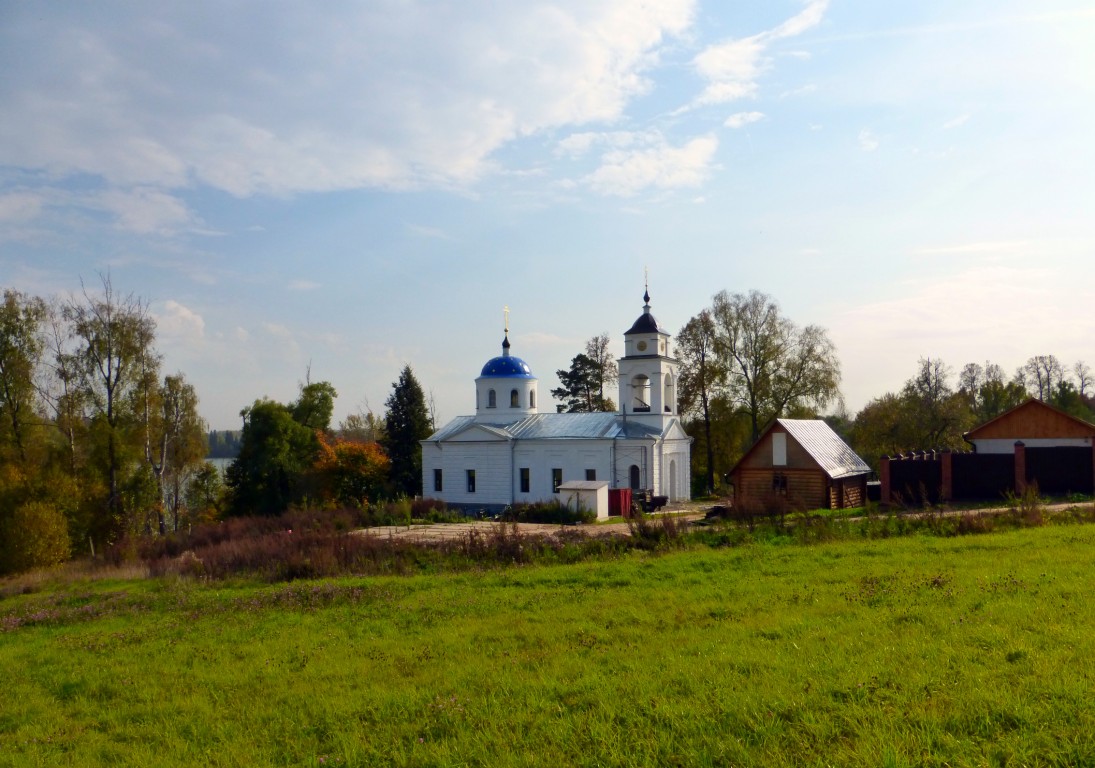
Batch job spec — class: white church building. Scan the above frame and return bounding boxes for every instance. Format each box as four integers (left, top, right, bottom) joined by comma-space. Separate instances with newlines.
420, 291, 692, 512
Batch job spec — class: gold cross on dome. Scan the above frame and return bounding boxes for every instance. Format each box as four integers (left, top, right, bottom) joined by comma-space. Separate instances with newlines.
504, 305, 510, 334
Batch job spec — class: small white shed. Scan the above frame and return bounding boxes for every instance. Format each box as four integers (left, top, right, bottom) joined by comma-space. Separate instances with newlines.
557, 480, 610, 520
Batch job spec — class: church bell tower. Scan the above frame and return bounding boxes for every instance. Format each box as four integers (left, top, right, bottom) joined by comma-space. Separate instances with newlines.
617, 288, 679, 430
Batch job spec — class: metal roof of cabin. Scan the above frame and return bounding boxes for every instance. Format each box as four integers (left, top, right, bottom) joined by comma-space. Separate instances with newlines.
777, 418, 871, 479
423, 412, 664, 442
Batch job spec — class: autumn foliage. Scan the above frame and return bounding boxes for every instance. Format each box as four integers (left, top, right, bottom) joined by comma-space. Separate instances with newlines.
312, 432, 390, 508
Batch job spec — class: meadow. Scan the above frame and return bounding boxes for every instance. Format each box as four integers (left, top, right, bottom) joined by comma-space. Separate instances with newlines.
3, 521, 1095, 766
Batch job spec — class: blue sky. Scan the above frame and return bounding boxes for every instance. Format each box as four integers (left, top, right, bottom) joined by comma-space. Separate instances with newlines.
2, 1, 1093, 429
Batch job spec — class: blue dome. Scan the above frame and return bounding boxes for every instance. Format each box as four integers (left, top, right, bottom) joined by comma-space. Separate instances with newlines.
480, 355, 535, 378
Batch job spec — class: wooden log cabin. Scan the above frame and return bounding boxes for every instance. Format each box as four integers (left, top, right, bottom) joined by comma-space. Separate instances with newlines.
729, 419, 871, 512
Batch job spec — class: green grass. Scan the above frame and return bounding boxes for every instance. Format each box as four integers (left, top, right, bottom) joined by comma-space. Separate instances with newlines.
4, 525, 1095, 766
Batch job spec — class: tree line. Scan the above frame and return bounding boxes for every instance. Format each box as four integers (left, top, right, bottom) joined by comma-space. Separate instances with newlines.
844, 355, 1094, 470
0, 278, 206, 573
222, 366, 432, 517
0, 278, 435, 575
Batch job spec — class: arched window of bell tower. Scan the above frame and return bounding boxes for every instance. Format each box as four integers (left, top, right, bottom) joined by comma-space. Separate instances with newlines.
510, 389, 519, 407
664, 373, 676, 414
631, 374, 651, 412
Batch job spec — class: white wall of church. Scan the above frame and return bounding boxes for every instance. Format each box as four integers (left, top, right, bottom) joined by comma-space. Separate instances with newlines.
512, 441, 615, 502
423, 435, 690, 507
422, 441, 512, 508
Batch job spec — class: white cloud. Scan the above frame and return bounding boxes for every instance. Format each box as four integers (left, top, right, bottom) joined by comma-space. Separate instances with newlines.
556, 132, 602, 157
582, 133, 718, 197
87, 188, 197, 235
943, 113, 971, 129
858, 129, 879, 152
725, 111, 765, 129
0, 2, 695, 198
0, 192, 44, 223
910, 240, 1027, 256
557, 130, 661, 157
691, 0, 828, 107
832, 262, 1095, 411
261, 322, 303, 359
288, 280, 321, 291
155, 300, 205, 342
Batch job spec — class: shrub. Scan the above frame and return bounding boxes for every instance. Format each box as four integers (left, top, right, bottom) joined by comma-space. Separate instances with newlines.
1004, 483, 1044, 526
501, 501, 595, 526
412, 497, 456, 522
0, 501, 71, 575
626, 511, 685, 550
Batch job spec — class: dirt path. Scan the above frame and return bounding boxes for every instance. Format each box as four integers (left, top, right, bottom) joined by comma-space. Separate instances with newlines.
354, 503, 707, 542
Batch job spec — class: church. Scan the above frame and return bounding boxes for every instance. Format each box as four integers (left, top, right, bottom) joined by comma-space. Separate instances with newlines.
420, 291, 692, 512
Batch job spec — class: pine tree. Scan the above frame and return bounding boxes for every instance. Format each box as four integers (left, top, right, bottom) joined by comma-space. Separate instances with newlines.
382, 366, 432, 497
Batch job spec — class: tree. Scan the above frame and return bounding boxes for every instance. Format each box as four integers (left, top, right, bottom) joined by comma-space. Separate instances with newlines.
850, 358, 973, 467
382, 366, 432, 497
849, 393, 908, 469
226, 399, 319, 516
291, 380, 337, 431
153, 374, 208, 532
899, 357, 970, 449
0, 290, 47, 464
710, 289, 841, 442
38, 298, 88, 478
65, 274, 159, 542
676, 310, 725, 494
1074, 361, 1092, 398
552, 353, 613, 413
583, 333, 618, 407
1022, 355, 1064, 402
314, 432, 390, 507
184, 462, 224, 525
959, 361, 1026, 422
338, 409, 386, 443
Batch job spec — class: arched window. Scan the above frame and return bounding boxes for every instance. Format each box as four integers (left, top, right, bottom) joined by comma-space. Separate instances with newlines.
631, 374, 651, 412
629, 464, 641, 490
664, 373, 676, 413
530, 389, 536, 408
510, 389, 519, 407
488, 389, 496, 408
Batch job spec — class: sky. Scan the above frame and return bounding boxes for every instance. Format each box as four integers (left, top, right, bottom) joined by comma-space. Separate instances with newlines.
2, 1, 1094, 430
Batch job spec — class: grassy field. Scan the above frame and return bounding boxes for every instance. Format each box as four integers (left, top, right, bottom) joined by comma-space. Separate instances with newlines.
3, 523, 1095, 766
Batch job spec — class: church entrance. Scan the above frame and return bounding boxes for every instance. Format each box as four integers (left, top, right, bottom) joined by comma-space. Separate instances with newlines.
629, 464, 641, 490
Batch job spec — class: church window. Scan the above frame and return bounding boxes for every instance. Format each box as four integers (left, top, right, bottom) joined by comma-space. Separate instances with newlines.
530, 389, 536, 408
552, 468, 562, 493
466, 470, 476, 493
664, 374, 676, 414
510, 389, 519, 407
585, 469, 596, 481
487, 389, 496, 408
434, 469, 443, 493
520, 467, 530, 493
629, 465, 641, 490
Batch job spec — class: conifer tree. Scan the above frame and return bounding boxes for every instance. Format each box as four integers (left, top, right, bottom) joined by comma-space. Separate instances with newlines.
382, 366, 432, 497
